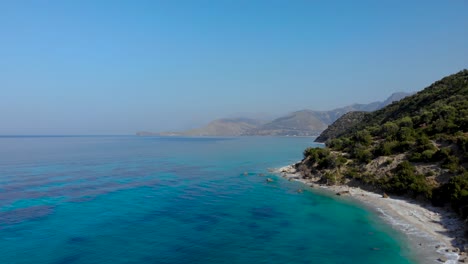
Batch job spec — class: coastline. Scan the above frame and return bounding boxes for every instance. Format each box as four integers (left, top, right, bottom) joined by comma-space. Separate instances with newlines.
276, 164, 467, 264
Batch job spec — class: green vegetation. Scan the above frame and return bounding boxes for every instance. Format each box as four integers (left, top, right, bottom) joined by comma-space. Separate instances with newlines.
302, 70, 468, 228
379, 161, 432, 198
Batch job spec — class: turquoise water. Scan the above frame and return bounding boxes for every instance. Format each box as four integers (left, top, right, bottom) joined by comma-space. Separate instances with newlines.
0, 136, 415, 264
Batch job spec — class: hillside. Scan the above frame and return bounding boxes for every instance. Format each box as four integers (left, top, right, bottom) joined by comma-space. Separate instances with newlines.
296, 70, 468, 234
315, 111, 369, 142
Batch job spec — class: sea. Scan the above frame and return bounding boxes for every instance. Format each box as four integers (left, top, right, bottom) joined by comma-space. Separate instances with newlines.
0, 136, 416, 264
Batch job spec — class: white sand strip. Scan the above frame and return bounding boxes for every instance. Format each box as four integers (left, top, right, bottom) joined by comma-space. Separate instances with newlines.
276, 165, 467, 264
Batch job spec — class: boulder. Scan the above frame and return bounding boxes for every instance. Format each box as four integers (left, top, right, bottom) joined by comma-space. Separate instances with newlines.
336, 191, 350, 196
437, 256, 447, 262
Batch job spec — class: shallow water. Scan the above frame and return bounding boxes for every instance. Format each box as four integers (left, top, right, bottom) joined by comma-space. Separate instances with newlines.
0, 136, 416, 264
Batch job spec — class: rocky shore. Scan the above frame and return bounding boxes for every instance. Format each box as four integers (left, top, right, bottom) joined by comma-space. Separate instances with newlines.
276, 164, 467, 264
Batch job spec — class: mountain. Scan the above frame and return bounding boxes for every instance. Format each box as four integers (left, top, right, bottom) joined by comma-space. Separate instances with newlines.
244, 92, 411, 136
137, 92, 411, 137
138, 118, 264, 137
181, 118, 264, 136
380, 92, 412, 107
295, 70, 468, 233
314, 111, 369, 142
244, 110, 328, 136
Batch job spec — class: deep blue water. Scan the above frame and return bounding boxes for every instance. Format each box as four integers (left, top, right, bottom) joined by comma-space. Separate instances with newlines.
0, 136, 415, 264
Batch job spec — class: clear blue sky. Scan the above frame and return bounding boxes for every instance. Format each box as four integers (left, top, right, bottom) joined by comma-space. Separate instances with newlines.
1, 0, 467, 134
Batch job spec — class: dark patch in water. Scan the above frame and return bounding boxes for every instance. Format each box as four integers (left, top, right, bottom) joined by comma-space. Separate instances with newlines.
247, 222, 260, 230
155, 207, 192, 223
194, 224, 210, 231
53, 254, 81, 264
250, 206, 280, 219
296, 245, 308, 251
195, 214, 220, 225
68, 196, 96, 203
354, 217, 369, 225
0, 205, 54, 225
307, 212, 330, 223
159, 179, 182, 186
0, 167, 164, 205
67, 236, 88, 244
252, 229, 280, 240
279, 219, 291, 227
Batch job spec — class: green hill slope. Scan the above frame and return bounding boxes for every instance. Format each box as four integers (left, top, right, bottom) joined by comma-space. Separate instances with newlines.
315, 111, 369, 142
300, 70, 468, 232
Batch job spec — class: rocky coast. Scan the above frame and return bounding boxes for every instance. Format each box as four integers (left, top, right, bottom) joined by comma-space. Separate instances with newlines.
277, 164, 467, 264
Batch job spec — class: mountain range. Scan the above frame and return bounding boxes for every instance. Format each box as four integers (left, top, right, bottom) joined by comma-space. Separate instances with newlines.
136, 92, 411, 137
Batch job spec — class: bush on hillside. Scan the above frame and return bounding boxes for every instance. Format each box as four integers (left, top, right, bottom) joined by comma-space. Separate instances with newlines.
381, 161, 431, 198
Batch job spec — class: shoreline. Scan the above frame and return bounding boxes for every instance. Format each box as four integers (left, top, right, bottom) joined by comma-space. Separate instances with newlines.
275, 164, 467, 264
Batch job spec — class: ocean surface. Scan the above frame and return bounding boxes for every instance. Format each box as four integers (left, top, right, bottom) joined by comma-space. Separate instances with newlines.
0, 136, 416, 264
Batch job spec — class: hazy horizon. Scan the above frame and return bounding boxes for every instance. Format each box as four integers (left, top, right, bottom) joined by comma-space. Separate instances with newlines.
1, 1, 467, 135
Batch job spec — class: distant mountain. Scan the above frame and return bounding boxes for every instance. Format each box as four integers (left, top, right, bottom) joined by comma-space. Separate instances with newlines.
380, 92, 412, 108
243, 92, 411, 136
244, 110, 328, 136
138, 118, 265, 137
181, 118, 264, 136
137, 92, 411, 137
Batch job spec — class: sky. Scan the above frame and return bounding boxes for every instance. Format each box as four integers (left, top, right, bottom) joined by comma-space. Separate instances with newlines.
0, 0, 467, 135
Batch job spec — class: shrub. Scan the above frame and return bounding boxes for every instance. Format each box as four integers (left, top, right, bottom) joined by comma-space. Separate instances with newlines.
353, 130, 373, 146
445, 173, 468, 216
323, 172, 342, 185
420, 111, 433, 125
318, 155, 336, 169
435, 147, 452, 160
394, 140, 413, 153
398, 116, 414, 128
408, 152, 422, 162
374, 140, 399, 156
457, 135, 468, 153
368, 125, 381, 137
327, 138, 343, 150
303, 147, 329, 160
442, 155, 460, 173
336, 156, 347, 166
397, 127, 416, 142
384, 161, 432, 198
421, 149, 436, 161
381, 122, 399, 138
343, 167, 360, 179
351, 147, 373, 163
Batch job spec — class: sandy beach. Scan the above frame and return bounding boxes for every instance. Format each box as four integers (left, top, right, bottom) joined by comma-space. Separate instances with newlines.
276, 164, 467, 264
